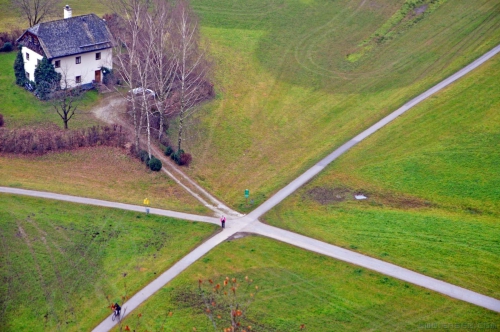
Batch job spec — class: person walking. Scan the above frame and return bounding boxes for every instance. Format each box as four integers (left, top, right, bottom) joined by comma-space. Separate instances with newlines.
220, 215, 226, 229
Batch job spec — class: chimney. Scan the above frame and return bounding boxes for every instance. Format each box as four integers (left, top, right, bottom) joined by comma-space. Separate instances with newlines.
64, 5, 72, 19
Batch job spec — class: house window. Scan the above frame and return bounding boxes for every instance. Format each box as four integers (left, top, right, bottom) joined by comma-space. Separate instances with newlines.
55, 60, 61, 68
26, 52, 30, 61
95, 52, 101, 60
75, 76, 81, 84
26, 72, 30, 79
76, 56, 81, 64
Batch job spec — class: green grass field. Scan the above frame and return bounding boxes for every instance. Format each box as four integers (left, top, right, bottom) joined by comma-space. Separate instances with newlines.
170, 0, 500, 210
0, 146, 209, 214
264, 53, 500, 298
0, 194, 218, 331
114, 236, 500, 331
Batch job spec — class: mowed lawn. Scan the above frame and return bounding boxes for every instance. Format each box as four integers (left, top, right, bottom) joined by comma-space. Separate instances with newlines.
264, 53, 500, 298
0, 146, 209, 214
0, 194, 218, 331
172, 0, 500, 210
114, 236, 500, 331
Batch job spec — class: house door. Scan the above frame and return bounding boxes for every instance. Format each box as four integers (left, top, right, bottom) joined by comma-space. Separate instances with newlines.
95, 70, 101, 83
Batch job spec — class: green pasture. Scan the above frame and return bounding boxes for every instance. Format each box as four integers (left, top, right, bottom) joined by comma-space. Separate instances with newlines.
0, 194, 218, 331
115, 236, 500, 331
264, 52, 500, 298
175, 0, 500, 210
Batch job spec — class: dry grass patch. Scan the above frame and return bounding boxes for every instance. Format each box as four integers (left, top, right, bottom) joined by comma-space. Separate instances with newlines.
0, 146, 209, 214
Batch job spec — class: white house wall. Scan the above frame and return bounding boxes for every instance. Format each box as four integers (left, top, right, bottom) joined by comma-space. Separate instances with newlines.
21, 47, 43, 82
54, 48, 113, 88
21, 47, 113, 89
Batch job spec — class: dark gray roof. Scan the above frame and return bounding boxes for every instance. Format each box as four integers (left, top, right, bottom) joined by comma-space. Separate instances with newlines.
23, 14, 114, 59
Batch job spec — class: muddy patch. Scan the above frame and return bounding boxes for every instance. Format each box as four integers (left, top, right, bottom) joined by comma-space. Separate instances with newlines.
414, 4, 428, 15
305, 187, 352, 205
227, 232, 253, 241
305, 186, 432, 210
379, 194, 432, 209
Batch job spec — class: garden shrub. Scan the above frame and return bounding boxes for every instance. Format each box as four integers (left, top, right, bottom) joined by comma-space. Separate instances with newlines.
34, 56, 61, 100
179, 152, 192, 166
139, 150, 150, 164
13, 49, 26, 86
1, 42, 12, 52
171, 149, 184, 164
165, 146, 173, 156
148, 157, 162, 171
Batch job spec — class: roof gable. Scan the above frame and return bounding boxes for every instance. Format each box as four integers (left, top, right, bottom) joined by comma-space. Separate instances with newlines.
23, 14, 114, 59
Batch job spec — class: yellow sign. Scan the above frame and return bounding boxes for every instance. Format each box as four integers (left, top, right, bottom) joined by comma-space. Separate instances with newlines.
143, 198, 150, 206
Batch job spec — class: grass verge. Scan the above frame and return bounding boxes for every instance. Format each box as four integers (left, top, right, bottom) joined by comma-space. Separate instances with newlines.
0, 194, 218, 331
114, 236, 500, 331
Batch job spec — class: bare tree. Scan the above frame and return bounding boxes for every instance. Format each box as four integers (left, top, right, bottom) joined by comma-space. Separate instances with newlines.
110, 0, 210, 159
111, 0, 146, 155
51, 72, 81, 130
12, 0, 61, 27
173, 0, 209, 153
145, 0, 178, 142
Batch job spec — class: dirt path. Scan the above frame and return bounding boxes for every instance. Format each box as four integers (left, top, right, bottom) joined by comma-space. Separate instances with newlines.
90, 94, 243, 218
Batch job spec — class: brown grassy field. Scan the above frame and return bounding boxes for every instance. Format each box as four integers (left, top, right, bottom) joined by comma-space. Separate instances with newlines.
0, 146, 209, 214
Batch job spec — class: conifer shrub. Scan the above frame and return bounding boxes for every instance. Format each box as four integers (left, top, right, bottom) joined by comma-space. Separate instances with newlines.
165, 146, 173, 156
148, 157, 162, 171
34, 57, 61, 100
13, 49, 26, 86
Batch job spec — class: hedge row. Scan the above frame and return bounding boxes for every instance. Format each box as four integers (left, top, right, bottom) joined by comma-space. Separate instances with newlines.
0, 125, 127, 155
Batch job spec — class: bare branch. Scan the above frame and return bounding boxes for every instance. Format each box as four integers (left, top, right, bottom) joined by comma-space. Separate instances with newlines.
13, 0, 62, 26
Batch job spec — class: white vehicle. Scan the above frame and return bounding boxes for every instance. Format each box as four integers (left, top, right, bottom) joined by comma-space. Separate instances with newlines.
128, 87, 156, 98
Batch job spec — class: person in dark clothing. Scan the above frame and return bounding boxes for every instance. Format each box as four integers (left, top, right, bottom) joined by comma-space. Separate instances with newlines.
220, 215, 226, 229
114, 302, 121, 316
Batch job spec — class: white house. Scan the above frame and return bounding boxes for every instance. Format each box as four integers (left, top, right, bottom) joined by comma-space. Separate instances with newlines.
17, 6, 114, 88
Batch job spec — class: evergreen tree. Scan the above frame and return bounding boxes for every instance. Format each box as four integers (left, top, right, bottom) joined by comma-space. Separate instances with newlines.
34, 56, 61, 100
13, 49, 26, 86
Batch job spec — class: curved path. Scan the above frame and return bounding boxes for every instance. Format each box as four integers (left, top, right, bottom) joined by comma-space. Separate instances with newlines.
3, 44, 500, 331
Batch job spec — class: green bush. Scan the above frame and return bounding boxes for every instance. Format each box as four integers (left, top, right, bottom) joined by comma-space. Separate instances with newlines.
148, 157, 162, 171
1, 42, 12, 52
171, 149, 184, 165
139, 150, 150, 164
34, 56, 61, 100
165, 146, 173, 156
13, 49, 26, 86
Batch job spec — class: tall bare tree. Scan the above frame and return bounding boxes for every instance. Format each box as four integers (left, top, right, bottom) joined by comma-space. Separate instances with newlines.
111, 0, 146, 155
173, 0, 209, 153
13, 0, 61, 27
145, 0, 178, 142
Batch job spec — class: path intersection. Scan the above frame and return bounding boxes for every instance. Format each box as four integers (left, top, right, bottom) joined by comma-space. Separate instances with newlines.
2, 43, 500, 331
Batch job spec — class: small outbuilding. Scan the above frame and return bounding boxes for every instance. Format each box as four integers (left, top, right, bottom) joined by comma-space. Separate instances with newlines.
17, 5, 114, 88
